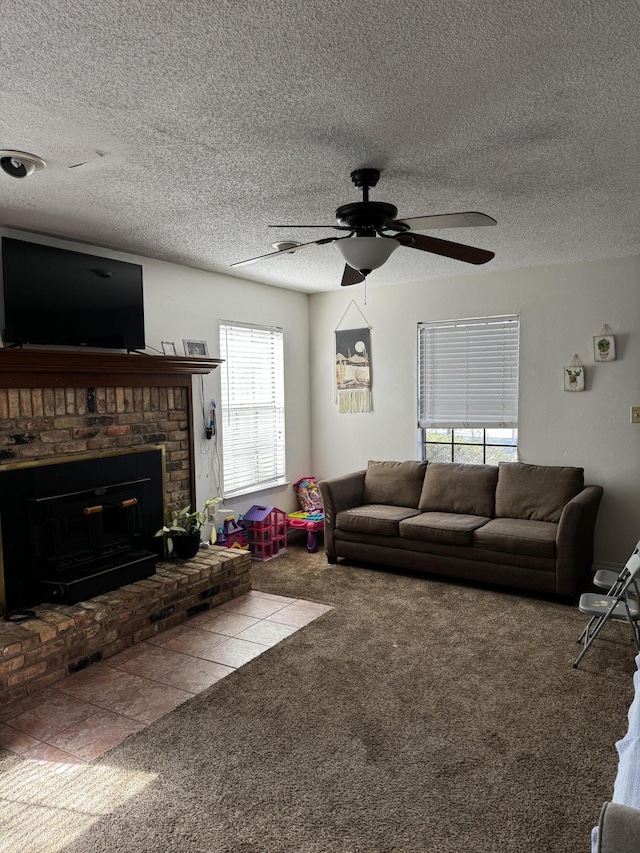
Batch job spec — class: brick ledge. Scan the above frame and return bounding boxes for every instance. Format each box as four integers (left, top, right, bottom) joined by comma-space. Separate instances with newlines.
0, 545, 251, 705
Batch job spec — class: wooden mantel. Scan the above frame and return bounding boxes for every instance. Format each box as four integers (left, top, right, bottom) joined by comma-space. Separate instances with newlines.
0, 348, 223, 388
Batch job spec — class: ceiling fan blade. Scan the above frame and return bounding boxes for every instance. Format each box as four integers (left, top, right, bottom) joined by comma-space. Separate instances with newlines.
396, 232, 494, 265
231, 236, 337, 268
341, 265, 366, 287
268, 224, 351, 230
388, 212, 497, 232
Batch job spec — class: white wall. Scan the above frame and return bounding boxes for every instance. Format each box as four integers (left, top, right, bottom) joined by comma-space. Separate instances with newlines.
308, 255, 640, 566
0, 228, 312, 523
6, 224, 639, 565
142, 258, 311, 521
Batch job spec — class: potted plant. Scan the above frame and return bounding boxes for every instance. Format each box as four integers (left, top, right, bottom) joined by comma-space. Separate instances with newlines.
566, 367, 582, 389
597, 337, 611, 359
155, 497, 222, 559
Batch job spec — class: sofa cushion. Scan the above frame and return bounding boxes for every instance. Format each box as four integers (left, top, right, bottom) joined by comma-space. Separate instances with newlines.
472, 517, 558, 559
495, 462, 584, 523
336, 504, 421, 536
363, 460, 427, 508
400, 512, 491, 547
418, 462, 498, 517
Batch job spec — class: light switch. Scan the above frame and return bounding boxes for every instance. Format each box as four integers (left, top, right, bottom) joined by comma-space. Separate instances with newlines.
631, 407, 640, 424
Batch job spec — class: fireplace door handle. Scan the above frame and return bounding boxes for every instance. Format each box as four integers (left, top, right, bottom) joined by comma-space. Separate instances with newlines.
83, 505, 103, 516
120, 499, 138, 508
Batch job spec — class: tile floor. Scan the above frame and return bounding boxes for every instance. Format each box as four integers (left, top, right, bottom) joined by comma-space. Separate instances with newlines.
0, 590, 332, 765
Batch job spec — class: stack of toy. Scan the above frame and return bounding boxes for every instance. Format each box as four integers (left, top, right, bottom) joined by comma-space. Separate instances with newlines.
287, 477, 324, 553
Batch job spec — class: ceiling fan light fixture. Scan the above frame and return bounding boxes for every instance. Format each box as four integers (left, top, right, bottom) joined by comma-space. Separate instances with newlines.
271, 241, 301, 253
333, 236, 398, 275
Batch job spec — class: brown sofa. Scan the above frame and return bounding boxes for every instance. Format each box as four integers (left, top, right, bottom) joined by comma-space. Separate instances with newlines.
318, 460, 603, 598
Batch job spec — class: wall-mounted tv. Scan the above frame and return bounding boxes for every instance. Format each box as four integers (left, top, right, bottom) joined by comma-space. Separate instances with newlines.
1, 237, 145, 349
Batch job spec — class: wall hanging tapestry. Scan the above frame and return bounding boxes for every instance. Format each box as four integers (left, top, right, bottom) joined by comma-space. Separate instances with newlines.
334, 300, 372, 413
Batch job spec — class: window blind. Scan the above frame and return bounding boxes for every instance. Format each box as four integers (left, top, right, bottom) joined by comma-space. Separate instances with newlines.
417, 315, 519, 428
219, 322, 285, 496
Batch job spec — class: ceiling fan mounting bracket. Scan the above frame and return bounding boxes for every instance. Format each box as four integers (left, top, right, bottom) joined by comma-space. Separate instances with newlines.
350, 168, 380, 190
335, 201, 398, 231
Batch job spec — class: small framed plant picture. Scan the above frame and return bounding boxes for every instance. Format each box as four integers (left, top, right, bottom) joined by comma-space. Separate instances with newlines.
183, 339, 209, 357
161, 341, 177, 355
593, 325, 616, 362
564, 355, 585, 391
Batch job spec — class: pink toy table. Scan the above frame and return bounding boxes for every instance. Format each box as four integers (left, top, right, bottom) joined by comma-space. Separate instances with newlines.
287, 517, 324, 553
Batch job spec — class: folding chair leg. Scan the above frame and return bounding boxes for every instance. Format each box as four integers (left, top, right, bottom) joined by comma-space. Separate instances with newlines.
577, 616, 598, 645
578, 602, 640, 646
573, 602, 619, 668
618, 601, 640, 651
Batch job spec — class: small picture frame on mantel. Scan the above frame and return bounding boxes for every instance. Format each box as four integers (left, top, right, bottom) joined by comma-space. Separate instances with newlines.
183, 339, 209, 357
161, 341, 177, 356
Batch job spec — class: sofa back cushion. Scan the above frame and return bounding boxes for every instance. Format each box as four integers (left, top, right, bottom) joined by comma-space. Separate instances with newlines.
363, 460, 427, 508
494, 462, 584, 523
418, 462, 498, 517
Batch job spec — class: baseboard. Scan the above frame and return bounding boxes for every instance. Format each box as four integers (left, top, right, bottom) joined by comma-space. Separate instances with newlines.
592, 560, 621, 573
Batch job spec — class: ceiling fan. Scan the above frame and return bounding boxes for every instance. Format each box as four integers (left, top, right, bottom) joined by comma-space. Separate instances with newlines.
231, 168, 496, 287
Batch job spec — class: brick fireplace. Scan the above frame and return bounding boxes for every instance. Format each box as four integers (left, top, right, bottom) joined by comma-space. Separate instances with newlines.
0, 349, 201, 514
0, 349, 251, 705
0, 446, 166, 611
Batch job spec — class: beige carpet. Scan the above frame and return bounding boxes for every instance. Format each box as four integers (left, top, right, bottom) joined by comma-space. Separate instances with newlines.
1, 544, 636, 853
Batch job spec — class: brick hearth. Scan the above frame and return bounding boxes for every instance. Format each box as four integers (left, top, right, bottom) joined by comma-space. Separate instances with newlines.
0, 546, 251, 706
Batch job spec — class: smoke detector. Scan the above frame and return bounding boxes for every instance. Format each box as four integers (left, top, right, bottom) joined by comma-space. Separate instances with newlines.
0, 150, 47, 178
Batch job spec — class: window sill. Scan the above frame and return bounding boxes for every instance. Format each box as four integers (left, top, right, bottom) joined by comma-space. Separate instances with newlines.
224, 480, 290, 500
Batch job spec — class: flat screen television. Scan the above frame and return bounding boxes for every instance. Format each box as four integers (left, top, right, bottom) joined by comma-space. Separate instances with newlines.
1, 237, 145, 349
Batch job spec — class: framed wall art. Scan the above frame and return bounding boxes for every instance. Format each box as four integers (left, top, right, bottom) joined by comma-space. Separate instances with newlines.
161, 341, 177, 355
564, 355, 585, 391
593, 325, 616, 362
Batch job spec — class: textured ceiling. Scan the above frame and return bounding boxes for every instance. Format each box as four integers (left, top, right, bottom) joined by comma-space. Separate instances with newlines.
0, 0, 639, 293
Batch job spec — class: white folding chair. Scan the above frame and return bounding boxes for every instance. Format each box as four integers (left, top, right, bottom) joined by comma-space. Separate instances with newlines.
593, 567, 640, 599
577, 558, 640, 646
573, 542, 640, 669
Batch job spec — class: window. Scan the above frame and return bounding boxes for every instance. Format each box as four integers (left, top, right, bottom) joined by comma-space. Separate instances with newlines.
417, 315, 519, 464
219, 322, 285, 497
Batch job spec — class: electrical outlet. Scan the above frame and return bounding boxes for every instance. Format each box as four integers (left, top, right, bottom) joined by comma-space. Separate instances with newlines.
631, 407, 640, 424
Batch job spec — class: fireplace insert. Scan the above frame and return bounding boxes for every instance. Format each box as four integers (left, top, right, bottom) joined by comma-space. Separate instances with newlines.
0, 447, 165, 612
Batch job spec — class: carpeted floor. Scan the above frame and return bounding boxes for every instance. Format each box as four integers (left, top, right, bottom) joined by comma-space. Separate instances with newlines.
2, 543, 637, 853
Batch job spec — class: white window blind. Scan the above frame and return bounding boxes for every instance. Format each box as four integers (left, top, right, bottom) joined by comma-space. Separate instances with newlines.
418, 315, 519, 428
219, 322, 285, 497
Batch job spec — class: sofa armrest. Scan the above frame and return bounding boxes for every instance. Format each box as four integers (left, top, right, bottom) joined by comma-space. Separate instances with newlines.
596, 802, 640, 853
319, 471, 366, 558
556, 485, 604, 596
